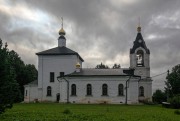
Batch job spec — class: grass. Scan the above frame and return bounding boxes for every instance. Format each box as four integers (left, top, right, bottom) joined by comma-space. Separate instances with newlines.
0, 103, 180, 121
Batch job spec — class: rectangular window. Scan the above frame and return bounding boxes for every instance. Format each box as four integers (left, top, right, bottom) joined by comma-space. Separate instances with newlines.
60, 72, 64, 77
50, 72, 54, 82
25, 90, 27, 96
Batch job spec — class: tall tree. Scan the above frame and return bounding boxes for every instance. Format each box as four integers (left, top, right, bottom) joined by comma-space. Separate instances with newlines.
0, 40, 20, 114
8, 49, 37, 100
95, 62, 109, 69
165, 64, 180, 98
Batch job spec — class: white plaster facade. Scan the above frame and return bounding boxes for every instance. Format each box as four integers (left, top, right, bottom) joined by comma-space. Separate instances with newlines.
24, 26, 152, 104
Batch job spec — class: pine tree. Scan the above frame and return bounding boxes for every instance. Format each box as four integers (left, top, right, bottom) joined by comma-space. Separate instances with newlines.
0, 39, 20, 114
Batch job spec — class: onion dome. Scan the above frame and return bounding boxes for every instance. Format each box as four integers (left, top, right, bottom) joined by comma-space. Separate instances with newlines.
59, 27, 66, 35
76, 62, 81, 68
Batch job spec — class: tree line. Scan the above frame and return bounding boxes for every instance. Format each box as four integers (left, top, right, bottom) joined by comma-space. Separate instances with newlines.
95, 62, 121, 69
0, 39, 37, 113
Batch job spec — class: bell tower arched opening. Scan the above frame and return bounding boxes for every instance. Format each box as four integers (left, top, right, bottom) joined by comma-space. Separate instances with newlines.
136, 50, 144, 67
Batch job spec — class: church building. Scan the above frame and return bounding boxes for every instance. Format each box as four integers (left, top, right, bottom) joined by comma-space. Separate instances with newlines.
24, 22, 152, 104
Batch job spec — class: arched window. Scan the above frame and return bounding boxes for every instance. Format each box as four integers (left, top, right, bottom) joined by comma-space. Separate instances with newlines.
136, 50, 144, 67
47, 86, 52, 96
139, 86, 144, 96
71, 84, 76, 96
102, 84, 108, 96
118, 84, 124, 96
87, 84, 92, 96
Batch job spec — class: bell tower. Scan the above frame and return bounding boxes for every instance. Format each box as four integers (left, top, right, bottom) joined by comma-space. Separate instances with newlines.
130, 23, 152, 101
130, 24, 150, 77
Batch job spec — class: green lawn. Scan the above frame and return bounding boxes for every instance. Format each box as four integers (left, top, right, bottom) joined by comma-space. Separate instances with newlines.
0, 103, 179, 121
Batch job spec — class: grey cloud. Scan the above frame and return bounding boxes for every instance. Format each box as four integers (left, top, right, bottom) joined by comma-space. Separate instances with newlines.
1, 0, 180, 91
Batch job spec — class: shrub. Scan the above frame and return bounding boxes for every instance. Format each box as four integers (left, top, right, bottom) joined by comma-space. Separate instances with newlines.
174, 110, 180, 115
169, 95, 180, 109
62, 109, 71, 114
152, 89, 167, 104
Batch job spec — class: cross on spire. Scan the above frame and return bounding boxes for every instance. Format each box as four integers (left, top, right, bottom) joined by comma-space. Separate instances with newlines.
137, 17, 141, 33
61, 17, 63, 29
58, 17, 65, 35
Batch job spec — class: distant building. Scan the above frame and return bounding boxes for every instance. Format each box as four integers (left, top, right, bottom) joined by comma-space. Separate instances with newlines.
24, 22, 152, 104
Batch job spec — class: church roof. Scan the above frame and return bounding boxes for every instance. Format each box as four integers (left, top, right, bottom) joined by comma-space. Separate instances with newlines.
64, 68, 139, 77
36, 46, 84, 62
130, 31, 150, 54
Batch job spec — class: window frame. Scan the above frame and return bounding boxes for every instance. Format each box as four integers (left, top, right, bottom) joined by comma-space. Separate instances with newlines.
118, 84, 124, 96
86, 84, 92, 96
47, 86, 52, 96
102, 84, 108, 96
71, 84, 76, 96
50, 72, 55, 82
139, 86, 144, 96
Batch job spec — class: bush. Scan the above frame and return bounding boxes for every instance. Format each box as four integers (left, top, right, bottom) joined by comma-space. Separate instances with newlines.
174, 110, 180, 115
62, 109, 71, 114
169, 95, 180, 109
152, 89, 167, 104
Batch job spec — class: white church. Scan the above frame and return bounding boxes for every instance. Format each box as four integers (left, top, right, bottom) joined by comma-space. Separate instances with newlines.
24, 22, 152, 104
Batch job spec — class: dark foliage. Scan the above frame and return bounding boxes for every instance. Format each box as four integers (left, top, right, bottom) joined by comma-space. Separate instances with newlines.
169, 95, 180, 109
165, 64, 180, 98
0, 39, 20, 114
95, 62, 109, 69
152, 89, 167, 104
0, 39, 37, 113
112, 63, 121, 69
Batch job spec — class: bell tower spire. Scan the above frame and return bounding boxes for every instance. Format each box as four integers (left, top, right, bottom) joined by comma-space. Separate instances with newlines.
130, 22, 150, 77
58, 17, 66, 47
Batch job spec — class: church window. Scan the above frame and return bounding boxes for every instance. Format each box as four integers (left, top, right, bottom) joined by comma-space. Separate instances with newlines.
136, 50, 144, 67
71, 84, 76, 96
47, 86, 52, 96
60, 72, 64, 77
50, 72, 54, 82
25, 90, 27, 96
86, 84, 92, 96
102, 84, 108, 96
118, 84, 124, 96
139, 86, 144, 96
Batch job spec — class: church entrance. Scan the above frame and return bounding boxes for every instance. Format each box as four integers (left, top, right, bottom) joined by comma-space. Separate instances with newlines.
56, 93, 60, 102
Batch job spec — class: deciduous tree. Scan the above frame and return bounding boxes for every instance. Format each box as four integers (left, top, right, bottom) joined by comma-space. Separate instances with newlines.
165, 64, 180, 98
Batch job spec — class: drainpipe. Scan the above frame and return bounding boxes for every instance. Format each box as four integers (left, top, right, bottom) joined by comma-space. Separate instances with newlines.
125, 76, 132, 105
63, 77, 69, 103
123, 69, 135, 105
138, 76, 142, 102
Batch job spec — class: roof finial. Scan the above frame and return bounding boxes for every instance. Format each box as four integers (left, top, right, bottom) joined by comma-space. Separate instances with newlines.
137, 17, 141, 33
59, 17, 66, 35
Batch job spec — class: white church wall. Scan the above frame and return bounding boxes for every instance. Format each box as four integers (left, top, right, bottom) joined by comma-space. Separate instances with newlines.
127, 80, 139, 104
24, 85, 38, 102
139, 80, 152, 101
59, 77, 139, 104
37, 55, 81, 102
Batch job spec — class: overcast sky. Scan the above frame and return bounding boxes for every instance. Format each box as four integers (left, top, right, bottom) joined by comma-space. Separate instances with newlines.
0, 0, 180, 91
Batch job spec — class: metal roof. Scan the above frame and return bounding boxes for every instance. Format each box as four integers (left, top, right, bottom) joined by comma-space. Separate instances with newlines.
64, 68, 134, 77
36, 46, 84, 62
